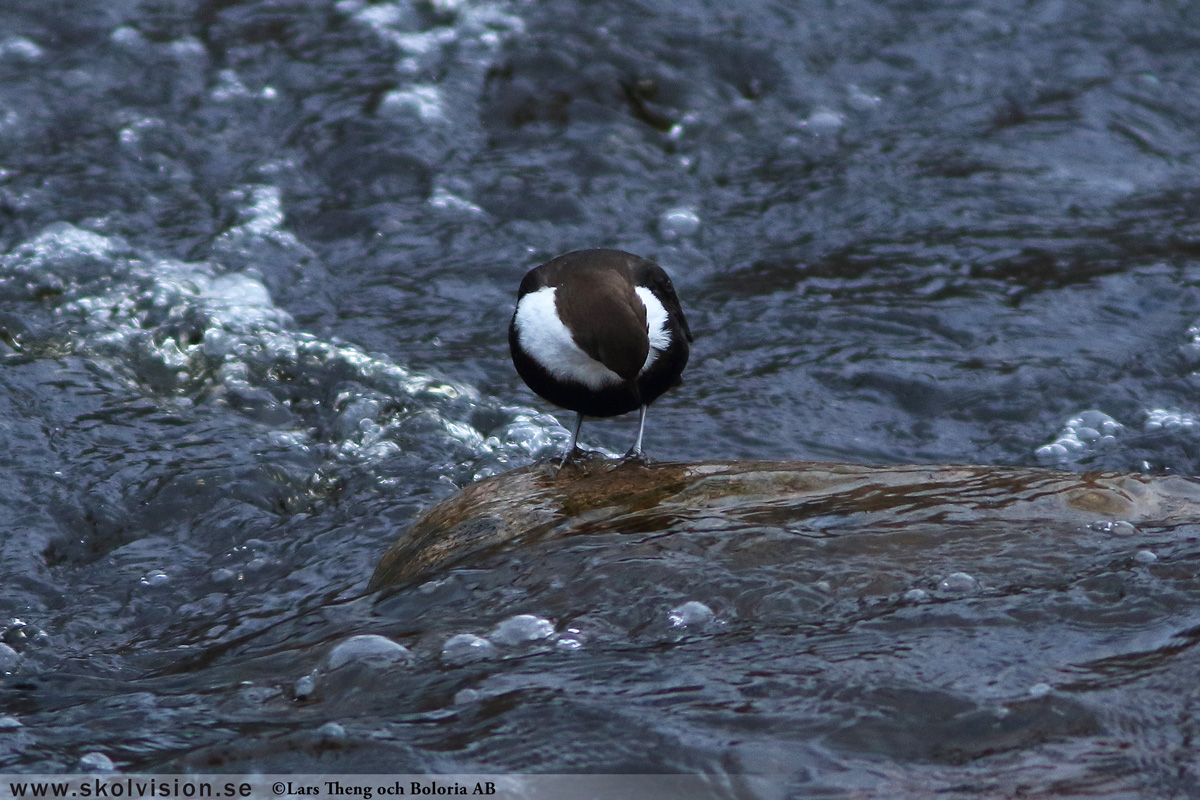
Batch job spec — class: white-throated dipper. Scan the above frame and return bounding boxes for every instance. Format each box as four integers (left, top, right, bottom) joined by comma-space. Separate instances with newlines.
509, 249, 692, 462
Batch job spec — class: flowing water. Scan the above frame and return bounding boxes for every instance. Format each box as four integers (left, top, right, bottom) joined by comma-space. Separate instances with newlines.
2, 0, 1200, 795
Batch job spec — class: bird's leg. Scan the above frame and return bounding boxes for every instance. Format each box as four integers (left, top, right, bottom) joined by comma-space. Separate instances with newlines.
620, 405, 649, 463
556, 412, 585, 470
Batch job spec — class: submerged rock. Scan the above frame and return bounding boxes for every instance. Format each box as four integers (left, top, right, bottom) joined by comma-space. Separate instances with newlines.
369, 455, 1200, 589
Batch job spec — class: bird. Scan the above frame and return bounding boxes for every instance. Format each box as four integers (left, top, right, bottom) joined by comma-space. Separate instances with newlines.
509, 248, 692, 463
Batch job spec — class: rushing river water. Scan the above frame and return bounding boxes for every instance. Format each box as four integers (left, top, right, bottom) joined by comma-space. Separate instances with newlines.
2, 0, 1200, 795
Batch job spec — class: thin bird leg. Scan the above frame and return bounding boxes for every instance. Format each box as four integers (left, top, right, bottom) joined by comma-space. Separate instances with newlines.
559, 412, 584, 468
623, 404, 648, 460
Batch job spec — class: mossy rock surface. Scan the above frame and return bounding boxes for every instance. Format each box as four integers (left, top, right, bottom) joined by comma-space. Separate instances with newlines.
369, 456, 1200, 589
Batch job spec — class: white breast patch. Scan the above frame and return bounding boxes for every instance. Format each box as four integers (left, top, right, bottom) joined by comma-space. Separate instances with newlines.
635, 287, 670, 373
513, 286, 626, 390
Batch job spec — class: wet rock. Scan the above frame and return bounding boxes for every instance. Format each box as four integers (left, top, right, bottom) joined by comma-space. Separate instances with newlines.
370, 456, 1200, 589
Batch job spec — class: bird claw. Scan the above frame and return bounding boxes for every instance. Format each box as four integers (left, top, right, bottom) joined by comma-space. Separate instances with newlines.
558, 446, 581, 469
607, 449, 652, 471
544, 445, 586, 478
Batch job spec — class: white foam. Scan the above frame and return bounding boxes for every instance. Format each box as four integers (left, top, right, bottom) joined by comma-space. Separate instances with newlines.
349, 0, 524, 63
1035, 409, 1124, 463
1145, 408, 1199, 432
5, 219, 566, 480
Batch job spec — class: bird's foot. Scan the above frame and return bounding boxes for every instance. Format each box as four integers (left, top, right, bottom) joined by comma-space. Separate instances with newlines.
607, 447, 652, 471
544, 445, 584, 478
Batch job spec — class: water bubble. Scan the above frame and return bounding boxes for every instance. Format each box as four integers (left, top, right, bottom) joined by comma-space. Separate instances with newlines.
210, 568, 237, 584
317, 722, 346, 741
430, 0, 466, 14
79, 752, 116, 772
327, 635, 411, 670
1089, 520, 1138, 535
669, 601, 715, 628
1073, 410, 1123, 434
294, 674, 316, 700
441, 633, 496, 665
239, 685, 279, 705
1035, 443, 1068, 461
0, 716, 22, 730
658, 208, 701, 238
454, 688, 481, 704
489, 614, 555, 646
333, 396, 383, 440
902, 588, 930, 604
1037, 410, 1124, 463
1134, 550, 1158, 564
6, 223, 122, 284
554, 625, 586, 651
169, 37, 206, 60
429, 187, 485, 215
208, 272, 275, 316
0, 37, 44, 62
937, 572, 980, 595
3, 619, 29, 645
847, 85, 881, 111
1144, 408, 1199, 432
802, 109, 843, 134
1028, 683, 1052, 698
211, 69, 253, 101
381, 85, 445, 121
244, 557, 272, 574
140, 570, 170, 587
0, 643, 19, 673
110, 27, 147, 48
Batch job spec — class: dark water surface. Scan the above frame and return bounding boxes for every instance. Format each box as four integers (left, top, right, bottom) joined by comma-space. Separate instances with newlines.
2, 0, 1200, 794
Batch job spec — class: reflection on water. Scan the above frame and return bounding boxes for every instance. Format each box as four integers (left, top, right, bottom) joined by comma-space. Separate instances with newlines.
1, 0, 1200, 794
